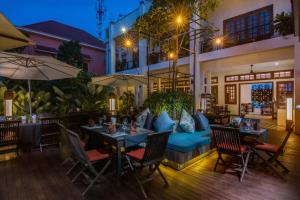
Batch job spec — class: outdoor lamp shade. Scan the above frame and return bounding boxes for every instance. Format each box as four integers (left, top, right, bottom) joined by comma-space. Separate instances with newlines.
109, 98, 116, 112
4, 90, 13, 117
286, 96, 293, 121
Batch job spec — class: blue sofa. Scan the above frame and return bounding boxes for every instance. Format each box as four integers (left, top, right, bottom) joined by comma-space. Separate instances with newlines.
164, 127, 212, 170
140, 111, 213, 170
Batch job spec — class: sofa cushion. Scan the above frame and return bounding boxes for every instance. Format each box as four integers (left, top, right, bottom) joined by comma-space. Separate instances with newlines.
179, 109, 195, 133
143, 112, 155, 130
167, 131, 211, 153
154, 111, 175, 132
136, 108, 150, 128
194, 112, 210, 131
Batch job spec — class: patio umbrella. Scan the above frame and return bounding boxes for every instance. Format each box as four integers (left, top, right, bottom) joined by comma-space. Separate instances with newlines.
0, 51, 81, 116
0, 13, 32, 50
92, 74, 150, 87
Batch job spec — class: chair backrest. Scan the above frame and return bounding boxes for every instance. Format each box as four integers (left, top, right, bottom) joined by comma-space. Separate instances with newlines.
211, 126, 243, 154
66, 129, 89, 163
41, 117, 61, 135
142, 131, 171, 165
66, 128, 99, 175
277, 124, 295, 154
0, 120, 20, 146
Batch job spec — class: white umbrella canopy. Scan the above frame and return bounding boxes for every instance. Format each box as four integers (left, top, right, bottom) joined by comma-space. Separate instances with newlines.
0, 13, 32, 51
0, 51, 81, 116
92, 74, 151, 87
0, 51, 81, 80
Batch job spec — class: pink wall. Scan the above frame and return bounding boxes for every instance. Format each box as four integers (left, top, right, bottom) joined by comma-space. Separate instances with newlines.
23, 32, 106, 75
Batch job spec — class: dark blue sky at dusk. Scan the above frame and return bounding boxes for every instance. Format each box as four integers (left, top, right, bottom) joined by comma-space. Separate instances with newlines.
0, 0, 141, 39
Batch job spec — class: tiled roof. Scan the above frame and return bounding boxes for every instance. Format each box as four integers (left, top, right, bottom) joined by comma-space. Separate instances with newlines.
22, 20, 105, 49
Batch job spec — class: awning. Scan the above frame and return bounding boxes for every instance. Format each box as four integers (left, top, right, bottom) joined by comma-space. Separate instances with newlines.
0, 13, 32, 51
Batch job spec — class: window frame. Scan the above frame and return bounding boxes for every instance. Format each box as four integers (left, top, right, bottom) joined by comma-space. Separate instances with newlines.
223, 5, 273, 47
225, 84, 237, 104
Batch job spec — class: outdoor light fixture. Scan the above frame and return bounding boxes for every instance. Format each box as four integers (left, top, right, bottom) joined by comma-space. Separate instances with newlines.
121, 26, 127, 33
286, 94, 293, 130
176, 16, 183, 24
109, 93, 116, 114
168, 52, 175, 59
4, 90, 13, 118
125, 39, 132, 48
215, 37, 222, 45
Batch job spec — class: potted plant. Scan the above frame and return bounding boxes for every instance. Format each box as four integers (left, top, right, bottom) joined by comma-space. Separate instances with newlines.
274, 12, 294, 37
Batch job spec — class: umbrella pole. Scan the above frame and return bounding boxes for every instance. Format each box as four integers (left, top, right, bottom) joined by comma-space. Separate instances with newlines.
28, 80, 32, 117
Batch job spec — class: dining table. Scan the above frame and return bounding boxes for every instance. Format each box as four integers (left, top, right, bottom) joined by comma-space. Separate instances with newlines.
18, 122, 42, 152
239, 127, 268, 142
81, 125, 153, 177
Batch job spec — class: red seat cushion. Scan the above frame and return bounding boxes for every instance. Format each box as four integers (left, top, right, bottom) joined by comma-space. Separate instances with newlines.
126, 148, 145, 161
255, 143, 279, 153
86, 150, 110, 162
218, 143, 248, 153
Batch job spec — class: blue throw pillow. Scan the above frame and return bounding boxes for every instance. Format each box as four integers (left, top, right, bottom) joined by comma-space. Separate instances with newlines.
179, 109, 195, 133
154, 111, 175, 132
195, 112, 210, 130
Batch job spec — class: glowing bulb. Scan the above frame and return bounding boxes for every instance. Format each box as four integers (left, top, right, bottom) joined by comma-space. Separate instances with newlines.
121, 27, 127, 33
125, 40, 132, 47
215, 38, 222, 45
169, 52, 174, 59
176, 16, 183, 24
275, 62, 279, 66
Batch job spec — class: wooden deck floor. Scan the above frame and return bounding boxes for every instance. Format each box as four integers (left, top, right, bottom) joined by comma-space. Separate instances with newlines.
0, 125, 300, 200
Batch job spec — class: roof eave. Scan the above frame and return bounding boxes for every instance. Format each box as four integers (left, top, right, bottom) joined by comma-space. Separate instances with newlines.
18, 27, 106, 51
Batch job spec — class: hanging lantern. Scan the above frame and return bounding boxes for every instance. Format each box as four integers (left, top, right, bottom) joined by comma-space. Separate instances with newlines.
4, 90, 13, 118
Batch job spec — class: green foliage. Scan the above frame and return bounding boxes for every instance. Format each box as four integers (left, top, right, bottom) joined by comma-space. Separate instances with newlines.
0, 74, 112, 116
52, 82, 113, 114
144, 91, 192, 118
12, 86, 53, 115
118, 91, 135, 115
133, 0, 219, 41
274, 12, 294, 36
57, 40, 84, 68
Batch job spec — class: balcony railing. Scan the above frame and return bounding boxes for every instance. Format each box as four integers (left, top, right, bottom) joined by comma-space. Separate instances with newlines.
200, 23, 275, 54
115, 60, 139, 72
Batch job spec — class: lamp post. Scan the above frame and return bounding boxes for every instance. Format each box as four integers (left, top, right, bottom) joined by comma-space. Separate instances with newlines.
286, 93, 294, 131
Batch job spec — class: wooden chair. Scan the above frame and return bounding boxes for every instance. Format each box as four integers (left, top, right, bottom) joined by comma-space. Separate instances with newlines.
253, 124, 294, 181
66, 129, 111, 196
40, 117, 61, 151
211, 126, 251, 182
0, 120, 20, 156
125, 131, 171, 199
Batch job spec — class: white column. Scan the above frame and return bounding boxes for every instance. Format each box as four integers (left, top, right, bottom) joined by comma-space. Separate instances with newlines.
158, 78, 162, 91
108, 23, 116, 74
149, 80, 154, 93
134, 86, 139, 107
139, 85, 144, 108
189, 14, 202, 112
295, 37, 300, 134
206, 72, 212, 94
139, 39, 147, 71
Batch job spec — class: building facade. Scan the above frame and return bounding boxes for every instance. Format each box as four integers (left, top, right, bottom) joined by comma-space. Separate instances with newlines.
19, 20, 106, 75
107, 0, 300, 133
